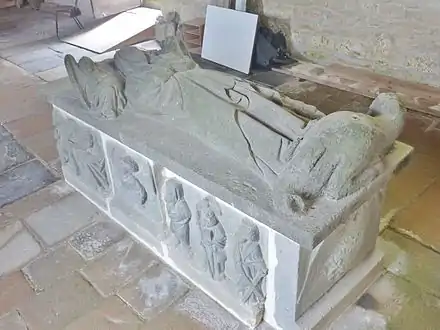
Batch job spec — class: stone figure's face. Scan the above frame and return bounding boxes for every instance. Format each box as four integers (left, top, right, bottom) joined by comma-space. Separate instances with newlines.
240, 224, 259, 243
78, 57, 96, 73
164, 180, 184, 205
120, 155, 139, 174
249, 226, 260, 242
206, 211, 218, 226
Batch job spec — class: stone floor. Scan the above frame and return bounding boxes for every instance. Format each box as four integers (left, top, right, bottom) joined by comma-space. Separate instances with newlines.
1, 6, 440, 330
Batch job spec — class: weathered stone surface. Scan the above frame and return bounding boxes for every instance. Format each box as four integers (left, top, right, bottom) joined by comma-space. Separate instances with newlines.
0, 159, 56, 208
21, 128, 59, 165
54, 110, 111, 208
296, 189, 384, 317
328, 305, 387, 330
141, 307, 206, 330
64, 296, 143, 330
256, 0, 440, 87
51, 72, 408, 250
391, 181, 440, 253
22, 244, 85, 292
0, 125, 33, 173
69, 217, 126, 260
64, 54, 126, 119
0, 180, 74, 221
20, 274, 102, 330
106, 138, 163, 251
118, 265, 188, 320
382, 152, 438, 220
61, 48, 403, 213
358, 272, 440, 330
0, 271, 34, 317
0, 225, 41, 276
24, 192, 98, 246
4, 111, 53, 140
0, 311, 28, 330
174, 290, 245, 330
379, 230, 440, 297
80, 238, 158, 297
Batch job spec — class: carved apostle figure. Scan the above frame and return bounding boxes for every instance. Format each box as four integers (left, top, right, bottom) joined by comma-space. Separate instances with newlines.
164, 179, 192, 249
235, 223, 268, 307
196, 197, 227, 281
117, 155, 148, 207
73, 131, 110, 195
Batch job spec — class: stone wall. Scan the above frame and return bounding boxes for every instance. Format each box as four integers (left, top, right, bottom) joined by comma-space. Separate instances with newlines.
252, 0, 440, 87
147, 0, 440, 87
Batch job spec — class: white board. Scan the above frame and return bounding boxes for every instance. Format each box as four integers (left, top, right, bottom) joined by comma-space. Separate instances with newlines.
62, 7, 162, 54
202, 6, 257, 74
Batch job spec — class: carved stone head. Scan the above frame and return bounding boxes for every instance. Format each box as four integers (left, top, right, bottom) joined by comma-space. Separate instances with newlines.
164, 179, 185, 205
120, 155, 139, 175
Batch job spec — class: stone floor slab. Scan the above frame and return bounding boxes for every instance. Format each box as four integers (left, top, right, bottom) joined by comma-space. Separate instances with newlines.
0, 218, 23, 247
64, 296, 143, 330
19, 274, 102, 330
379, 230, 440, 297
0, 271, 34, 317
0, 180, 73, 222
81, 238, 158, 297
0, 84, 51, 124
9, 48, 64, 74
0, 125, 33, 173
328, 305, 387, 330
22, 244, 85, 292
0, 311, 28, 330
4, 112, 53, 140
391, 181, 440, 253
118, 265, 189, 321
24, 192, 98, 246
141, 307, 206, 330
0, 159, 56, 208
69, 216, 126, 261
0, 229, 41, 276
357, 272, 440, 330
382, 153, 439, 218
20, 128, 58, 165
0, 58, 42, 87
173, 290, 245, 330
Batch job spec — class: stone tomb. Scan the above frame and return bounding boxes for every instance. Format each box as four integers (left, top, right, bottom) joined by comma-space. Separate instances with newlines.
51, 47, 412, 329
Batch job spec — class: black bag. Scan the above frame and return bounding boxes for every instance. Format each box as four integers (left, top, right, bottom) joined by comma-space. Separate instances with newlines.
252, 26, 296, 69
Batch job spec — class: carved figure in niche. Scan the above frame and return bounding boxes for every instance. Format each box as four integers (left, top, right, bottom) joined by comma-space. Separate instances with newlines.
73, 130, 110, 195
154, 11, 181, 52
114, 155, 148, 207
235, 222, 267, 308
164, 179, 192, 249
196, 197, 227, 281
64, 55, 127, 119
54, 115, 110, 195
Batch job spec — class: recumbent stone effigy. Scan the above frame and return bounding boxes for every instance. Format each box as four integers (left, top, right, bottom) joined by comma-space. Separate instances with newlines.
50, 39, 411, 329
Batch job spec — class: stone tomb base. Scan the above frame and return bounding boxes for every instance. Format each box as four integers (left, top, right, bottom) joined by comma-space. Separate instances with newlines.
52, 101, 410, 329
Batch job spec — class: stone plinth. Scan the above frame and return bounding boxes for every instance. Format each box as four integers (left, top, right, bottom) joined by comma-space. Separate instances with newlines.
51, 94, 411, 329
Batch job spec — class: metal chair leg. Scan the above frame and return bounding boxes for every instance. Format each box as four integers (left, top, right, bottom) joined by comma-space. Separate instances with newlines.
73, 16, 84, 29
55, 11, 61, 39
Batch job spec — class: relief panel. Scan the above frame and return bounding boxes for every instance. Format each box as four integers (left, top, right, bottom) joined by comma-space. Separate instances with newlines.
53, 109, 111, 208
159, 168, 269, 326
106, 138, 164, 251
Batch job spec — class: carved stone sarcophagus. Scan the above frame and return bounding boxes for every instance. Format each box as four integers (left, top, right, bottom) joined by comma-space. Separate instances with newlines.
50, 45, 412, 329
